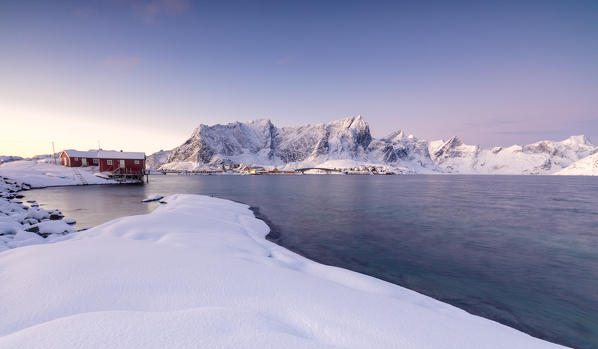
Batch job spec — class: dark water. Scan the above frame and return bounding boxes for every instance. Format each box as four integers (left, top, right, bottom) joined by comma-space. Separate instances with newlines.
24, 175, 598, 349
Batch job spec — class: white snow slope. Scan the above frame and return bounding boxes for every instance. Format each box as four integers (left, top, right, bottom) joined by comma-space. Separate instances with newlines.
0, 159, 117, 187
555, 152, 598, 176
0, 195, 566, 348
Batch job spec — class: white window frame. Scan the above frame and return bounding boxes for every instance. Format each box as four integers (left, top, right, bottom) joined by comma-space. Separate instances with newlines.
107, 160, 113, 165
134, 160, 140, 164
74, 157, 79, 161
93, 158, 98, 164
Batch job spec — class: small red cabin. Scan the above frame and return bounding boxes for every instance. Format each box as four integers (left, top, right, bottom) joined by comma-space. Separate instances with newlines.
97, 150, 146, 175
60, 150, 99, 167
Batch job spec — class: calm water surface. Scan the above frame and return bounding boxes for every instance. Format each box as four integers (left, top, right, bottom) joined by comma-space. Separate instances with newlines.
24, 175, 598, 349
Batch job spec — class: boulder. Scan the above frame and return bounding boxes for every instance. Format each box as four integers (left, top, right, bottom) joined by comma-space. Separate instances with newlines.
31, 220, 75, 238
49, 213, 64, 220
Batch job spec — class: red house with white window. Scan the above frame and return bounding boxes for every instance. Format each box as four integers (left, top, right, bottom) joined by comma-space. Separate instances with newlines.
97, 150, 146, 175
60, 150, 99, 167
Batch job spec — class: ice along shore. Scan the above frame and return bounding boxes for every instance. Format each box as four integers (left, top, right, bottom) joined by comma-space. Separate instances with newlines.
0, 191, 567, 348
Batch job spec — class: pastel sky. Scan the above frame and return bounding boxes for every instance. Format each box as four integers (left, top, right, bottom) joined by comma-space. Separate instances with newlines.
1, 0, 597, 157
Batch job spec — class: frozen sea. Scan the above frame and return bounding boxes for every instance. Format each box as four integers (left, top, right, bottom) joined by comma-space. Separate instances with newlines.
24, 175, 598, 349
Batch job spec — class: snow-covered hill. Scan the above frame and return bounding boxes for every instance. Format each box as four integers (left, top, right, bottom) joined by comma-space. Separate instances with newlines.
0, 156, 23, 164
145, 149, 172, 170
555, 152, 598, 176
155, 116, 597, 175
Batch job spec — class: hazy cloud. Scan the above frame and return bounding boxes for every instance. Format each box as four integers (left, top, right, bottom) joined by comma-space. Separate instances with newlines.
492, 130, 563, 135
130, 0, 190, 23
464, 118, 519, 127
104, 56, 142, 68
275, 56, 292, 66
72, 8, 95, 18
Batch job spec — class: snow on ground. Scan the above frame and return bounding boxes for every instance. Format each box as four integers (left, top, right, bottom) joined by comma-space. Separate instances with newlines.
0, 194, 566, 348
555, 152, 598, 176
0, 159, 117, 187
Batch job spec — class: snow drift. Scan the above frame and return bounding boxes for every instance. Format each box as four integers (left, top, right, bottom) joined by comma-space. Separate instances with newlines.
0, 195, 566, 348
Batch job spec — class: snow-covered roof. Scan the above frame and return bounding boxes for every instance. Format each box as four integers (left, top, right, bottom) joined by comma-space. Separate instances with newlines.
62, 149, 99, 158
97, 150, 145, 160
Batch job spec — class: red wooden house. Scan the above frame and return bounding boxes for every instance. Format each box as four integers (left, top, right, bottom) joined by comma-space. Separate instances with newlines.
97, 150, 146, 175
60, 150, 99, 167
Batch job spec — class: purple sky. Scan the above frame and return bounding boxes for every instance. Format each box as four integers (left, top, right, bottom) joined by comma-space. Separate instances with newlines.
1, 0, 597, 156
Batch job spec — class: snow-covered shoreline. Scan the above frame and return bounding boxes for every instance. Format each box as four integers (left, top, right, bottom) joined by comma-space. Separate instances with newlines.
0, 176, 79, 252
0, 191, 567, 348
0, 159, 125, 252
0, 158, 119, 188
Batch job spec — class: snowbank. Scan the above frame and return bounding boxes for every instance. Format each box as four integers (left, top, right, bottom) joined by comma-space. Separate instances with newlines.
0, 194, 566, 348
0, 159, 117, 188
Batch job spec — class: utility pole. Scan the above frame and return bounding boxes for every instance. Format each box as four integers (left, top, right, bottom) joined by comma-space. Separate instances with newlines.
52, 141, 57, 165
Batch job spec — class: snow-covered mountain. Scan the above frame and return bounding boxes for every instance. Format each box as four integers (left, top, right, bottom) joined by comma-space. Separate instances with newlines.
429, 134, 596, 174
161, 116, 375, 171
367, 130, 437, 172
155, 116, 598, 174
146, 149, 172, 170
555, 152, 598, 176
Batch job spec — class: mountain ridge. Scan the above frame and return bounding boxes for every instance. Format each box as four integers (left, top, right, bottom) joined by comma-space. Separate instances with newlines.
151, 116, 596, 175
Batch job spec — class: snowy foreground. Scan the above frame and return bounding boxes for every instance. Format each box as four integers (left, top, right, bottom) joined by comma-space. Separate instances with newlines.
0, 158, 117, 187
0, 194, 566, 348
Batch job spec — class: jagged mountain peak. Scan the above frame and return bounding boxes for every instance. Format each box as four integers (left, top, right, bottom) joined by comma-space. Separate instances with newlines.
444, 136, 464, 148
562, 135, 593, 147
320, 115, 369, 130
433, 136, 463, 157
347, 114, 366, 128
382, 130, 405, 141
194, 118, 273, 131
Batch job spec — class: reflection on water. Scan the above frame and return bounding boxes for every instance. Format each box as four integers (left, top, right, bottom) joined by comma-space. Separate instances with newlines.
25, 175, 598, 349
